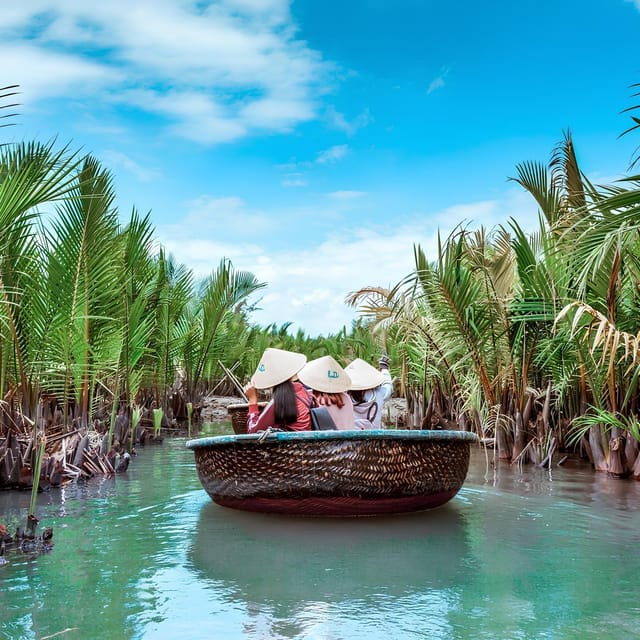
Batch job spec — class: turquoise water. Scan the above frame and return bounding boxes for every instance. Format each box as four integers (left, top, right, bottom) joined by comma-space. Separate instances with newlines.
1, 436, 639, 639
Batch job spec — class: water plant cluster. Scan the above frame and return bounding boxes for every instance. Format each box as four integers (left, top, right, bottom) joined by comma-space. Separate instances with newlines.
349, 129, 640, 478
2, 83, 640, 486
0, 105, 387, 493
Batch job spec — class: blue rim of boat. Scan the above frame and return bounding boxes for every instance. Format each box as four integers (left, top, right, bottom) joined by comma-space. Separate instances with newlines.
186, 429, 478, 449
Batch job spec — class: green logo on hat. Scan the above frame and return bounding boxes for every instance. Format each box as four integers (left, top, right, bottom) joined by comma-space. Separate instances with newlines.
258, 364, 266, 372
327, 370, 339, 379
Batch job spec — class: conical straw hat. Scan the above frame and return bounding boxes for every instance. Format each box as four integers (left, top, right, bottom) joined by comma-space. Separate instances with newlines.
297, 355, 352, 393
251, 348, 307, 390
345, 358, 385, 391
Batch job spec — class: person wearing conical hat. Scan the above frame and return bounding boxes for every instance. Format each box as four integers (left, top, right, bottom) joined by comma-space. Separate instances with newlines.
245, 348, 312, 433
297, 355, 355, 430
345, 354, 393, 429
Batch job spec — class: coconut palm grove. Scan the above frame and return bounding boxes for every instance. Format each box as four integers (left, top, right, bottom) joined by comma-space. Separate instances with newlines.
1, 80, 640, 499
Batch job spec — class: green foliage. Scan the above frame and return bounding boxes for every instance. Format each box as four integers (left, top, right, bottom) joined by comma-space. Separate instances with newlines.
0, 141, 274, 431
569, 406, 640, 447
43, 157, 121, 426
152, 408, 163, 438
6, 83, 640, 479
0, 140, 86, 415
0, 84, 19, 134
345, 126, 640, 469
0, 135, 397, 425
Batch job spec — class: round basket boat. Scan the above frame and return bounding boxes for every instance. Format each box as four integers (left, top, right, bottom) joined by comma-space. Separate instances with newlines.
186, 429, 478, 517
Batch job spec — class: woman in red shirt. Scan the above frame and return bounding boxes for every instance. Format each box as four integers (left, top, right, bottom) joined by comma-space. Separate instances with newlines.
244, 347, 312, 433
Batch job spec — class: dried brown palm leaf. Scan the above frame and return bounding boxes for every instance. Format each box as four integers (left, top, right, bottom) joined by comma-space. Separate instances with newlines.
556, 301, 640, 374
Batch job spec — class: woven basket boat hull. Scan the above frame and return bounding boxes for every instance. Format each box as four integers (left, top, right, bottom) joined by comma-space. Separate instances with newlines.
186, 430, 477, 517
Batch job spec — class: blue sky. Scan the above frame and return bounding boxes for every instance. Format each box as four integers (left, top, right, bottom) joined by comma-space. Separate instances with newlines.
4, 0, 640, 335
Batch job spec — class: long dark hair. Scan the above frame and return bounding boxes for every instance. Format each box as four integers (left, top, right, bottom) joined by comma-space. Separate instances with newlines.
273, 379, 299, 427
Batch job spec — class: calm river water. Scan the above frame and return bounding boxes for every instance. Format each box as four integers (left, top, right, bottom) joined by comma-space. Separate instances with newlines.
1, 430, 640, 640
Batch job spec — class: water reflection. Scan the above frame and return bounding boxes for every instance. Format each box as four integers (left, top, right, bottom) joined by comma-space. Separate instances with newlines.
467, 449, 640, 512
188, 501, 470, 636
186, 503, 467, 638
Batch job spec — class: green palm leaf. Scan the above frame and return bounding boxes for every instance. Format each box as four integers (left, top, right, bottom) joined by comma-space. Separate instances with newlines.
43, 157, 121, 426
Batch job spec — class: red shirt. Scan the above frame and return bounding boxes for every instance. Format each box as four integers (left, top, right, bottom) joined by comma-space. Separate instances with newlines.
246, 381, 312, 433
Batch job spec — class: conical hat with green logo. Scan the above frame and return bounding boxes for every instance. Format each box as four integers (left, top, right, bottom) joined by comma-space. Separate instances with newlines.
297, 355, 352, 393
345, 358, 385, 391
251, 348, 307, 389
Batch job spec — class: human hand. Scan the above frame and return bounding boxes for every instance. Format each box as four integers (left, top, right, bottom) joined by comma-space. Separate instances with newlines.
244, 384, 258, 404
379, 353, 390, 369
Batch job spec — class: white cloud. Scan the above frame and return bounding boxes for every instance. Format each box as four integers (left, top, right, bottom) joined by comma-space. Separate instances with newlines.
423, 186, 543, 236
433, 200, 497, 226
155, 187, 539, 336
277, 143, 352, 186
222, 0, 290, 19
157, 221, 426, 335
1, 1, 328, 143
0, 43, 121, 103
427, 77, 445, 94
316, 144, 349, 164
124, 88, 248, 144
427, 65, 451, 95
101, 150, 161, 182
172, 195, 273, 235
240, 96, 315, 131
325, 106, 373, 135
282, 174, 308, 188
327, 190, 366, 199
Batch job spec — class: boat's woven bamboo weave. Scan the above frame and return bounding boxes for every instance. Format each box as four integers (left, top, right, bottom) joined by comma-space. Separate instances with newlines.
193, 436, 471, 500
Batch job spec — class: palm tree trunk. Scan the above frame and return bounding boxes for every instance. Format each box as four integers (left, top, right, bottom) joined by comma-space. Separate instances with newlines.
588, 425, 608, 471
512, 407, 526, 460
607, 427, 629, 477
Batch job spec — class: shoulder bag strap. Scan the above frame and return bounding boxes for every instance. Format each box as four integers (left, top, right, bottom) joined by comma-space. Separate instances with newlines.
300, 388, 316, 409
